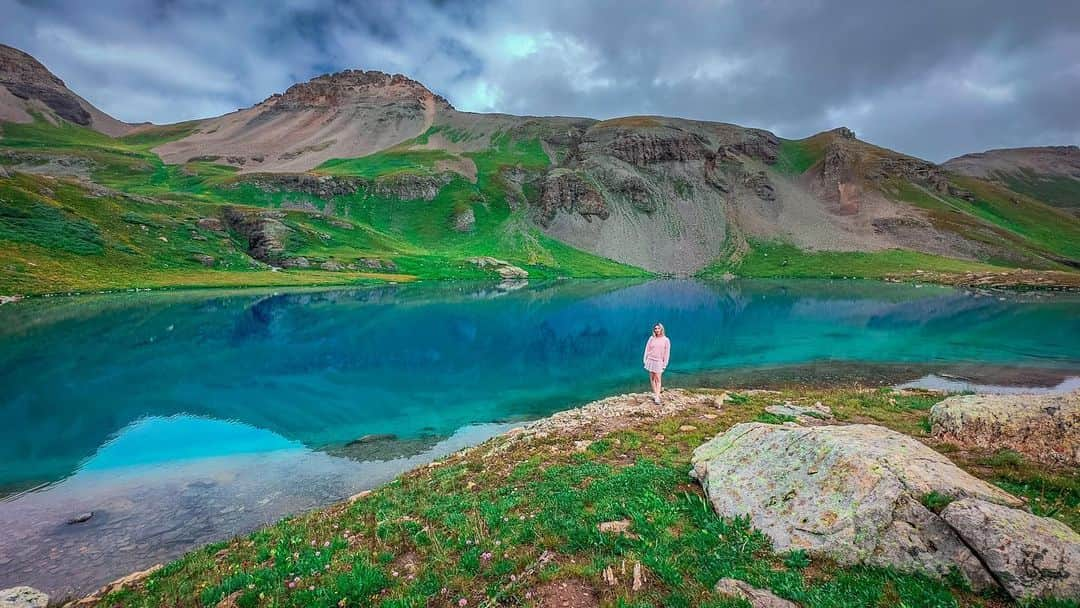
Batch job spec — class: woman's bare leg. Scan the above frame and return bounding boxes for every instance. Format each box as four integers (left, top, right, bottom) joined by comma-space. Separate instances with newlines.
656, 371, 663, 396
649, 372, 660, 399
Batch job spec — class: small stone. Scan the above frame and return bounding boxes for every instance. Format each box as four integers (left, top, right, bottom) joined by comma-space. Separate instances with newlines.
679, 425, 697, 432
713, 578, 798, 607
598, 520, 632, 534
66, 511, 93, 525
0, 586, 48, 608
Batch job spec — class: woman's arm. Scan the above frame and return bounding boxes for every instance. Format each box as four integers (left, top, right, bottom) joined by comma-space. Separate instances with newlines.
662, 338, 670, 368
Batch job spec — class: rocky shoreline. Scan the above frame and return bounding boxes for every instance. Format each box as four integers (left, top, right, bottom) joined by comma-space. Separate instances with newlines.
3, 387, 1078, 607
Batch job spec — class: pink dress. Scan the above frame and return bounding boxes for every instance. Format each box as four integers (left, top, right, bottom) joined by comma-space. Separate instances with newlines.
643, 336, 670, 373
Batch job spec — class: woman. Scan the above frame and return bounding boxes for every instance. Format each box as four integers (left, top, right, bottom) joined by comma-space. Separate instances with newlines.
643, 323, 670, 404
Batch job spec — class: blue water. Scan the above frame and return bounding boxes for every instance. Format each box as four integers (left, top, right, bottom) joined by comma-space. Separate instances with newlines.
2, 279, 1078, 494
1, 279, 1079, 596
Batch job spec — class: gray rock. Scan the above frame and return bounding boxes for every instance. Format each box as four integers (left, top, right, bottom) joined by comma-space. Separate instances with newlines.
453, 207, 475, 232
191, 254, 215, 267
764, 401, 833, 425
66, 511, 93, 525
319, 260, 344, 271
0, 587, 48, 608
713, 579, 797, 608
196, 217, 225, 232
941, 498, 1080, 601
467, 256, 528, 280
930, 391, 1079, 466
371, 172, 452, 201
691, 423, 1023, 589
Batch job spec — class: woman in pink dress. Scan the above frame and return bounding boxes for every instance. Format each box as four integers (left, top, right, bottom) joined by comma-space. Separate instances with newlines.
643, 323, 670, 404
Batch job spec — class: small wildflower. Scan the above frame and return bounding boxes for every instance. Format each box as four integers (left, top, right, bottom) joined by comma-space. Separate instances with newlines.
324, 541, 331, 547
519, 515, 525, 521
309, 585, 315, 591
510, 575, 517, 582
441, 588, 448, 595
288, 582, 296, 589
315, 551, 321, 557
465, 539, 472, 545
311, 540, 317, 546
392, 570, 399, 577
458, 599, 468, 607
495, 540, 501, 546
525, 591, 532, 599
481, 552, 493, 561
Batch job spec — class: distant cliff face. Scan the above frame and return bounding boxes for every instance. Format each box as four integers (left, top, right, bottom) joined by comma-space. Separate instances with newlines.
2, 43, 1078, 282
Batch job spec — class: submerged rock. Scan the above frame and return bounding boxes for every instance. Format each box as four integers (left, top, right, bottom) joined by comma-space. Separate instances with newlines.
930, 391, 1079, 466
690, 423, 1022, 589
942, 498, 1080, 601
0, 587, 48, 608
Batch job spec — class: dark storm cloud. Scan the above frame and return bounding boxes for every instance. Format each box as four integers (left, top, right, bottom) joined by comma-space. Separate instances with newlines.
1, 0, 1077, 161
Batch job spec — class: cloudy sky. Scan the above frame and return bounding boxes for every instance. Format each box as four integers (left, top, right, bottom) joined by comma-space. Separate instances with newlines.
2, 0, 1078, 161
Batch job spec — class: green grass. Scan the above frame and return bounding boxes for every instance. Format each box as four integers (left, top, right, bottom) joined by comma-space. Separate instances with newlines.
999, 170, 1080, 212
774, 138, 822, 176
89, 386, 1076, 607
317, 149, 457, 178
698, 240, 1005, 280
1, 119, 646, 293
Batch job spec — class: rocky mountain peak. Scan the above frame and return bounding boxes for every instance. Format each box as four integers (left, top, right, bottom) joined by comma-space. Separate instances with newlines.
259, 68, 453, 112
0, 44, 68, 89
0, 43, 93, 125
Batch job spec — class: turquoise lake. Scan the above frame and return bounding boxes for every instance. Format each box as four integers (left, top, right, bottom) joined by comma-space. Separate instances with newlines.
1, 279, 1078, 597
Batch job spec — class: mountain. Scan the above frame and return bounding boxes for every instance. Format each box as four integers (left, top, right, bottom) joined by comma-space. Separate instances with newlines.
943, 146, 1080, 215
1, 44, 1078, 295
0, 44, 131, 136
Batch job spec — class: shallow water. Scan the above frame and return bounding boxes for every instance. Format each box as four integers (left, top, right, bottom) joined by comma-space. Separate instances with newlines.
1, 279, 1078, 597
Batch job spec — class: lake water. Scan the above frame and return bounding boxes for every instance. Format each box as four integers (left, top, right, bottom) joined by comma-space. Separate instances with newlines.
1, 279, 1078, 598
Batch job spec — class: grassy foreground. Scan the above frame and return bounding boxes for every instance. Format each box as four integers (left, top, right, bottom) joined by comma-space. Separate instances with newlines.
84, 387, 1078, 608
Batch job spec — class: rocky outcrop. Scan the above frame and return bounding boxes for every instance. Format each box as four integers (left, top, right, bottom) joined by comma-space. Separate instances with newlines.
536, 169, 609, 226
236, 173, 367, 199
222, 207, 288, 262
372, 172, 453, 201
930, 391, 1079, 466
713, 579, 798, 608
600, 129, 711, 166
942, 498, 1080, 601
729, 129, 780, 165
690, 423, 1024, 590
0, 587, 48, 608
743, 171, 776, 201
452, 207, 475, 232
467, 256, 528, 279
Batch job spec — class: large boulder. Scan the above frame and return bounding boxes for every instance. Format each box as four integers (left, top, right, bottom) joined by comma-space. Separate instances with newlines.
930, 391, 1079, 466
942, 498, 1080, 601
690, 423, 1023, 589
0, 587, 48, 608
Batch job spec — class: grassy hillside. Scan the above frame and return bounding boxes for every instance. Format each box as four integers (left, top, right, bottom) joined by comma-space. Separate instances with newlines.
0, 119, 645, 294
81, 387, 1077, 608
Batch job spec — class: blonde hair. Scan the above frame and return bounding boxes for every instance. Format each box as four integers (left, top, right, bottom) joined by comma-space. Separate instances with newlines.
653, 323, 666, 336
